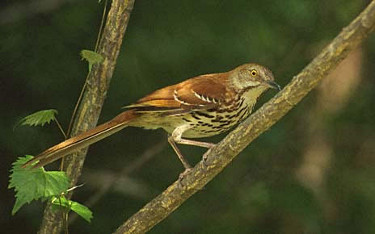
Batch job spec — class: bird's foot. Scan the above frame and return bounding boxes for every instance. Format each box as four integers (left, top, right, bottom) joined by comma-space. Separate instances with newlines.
202, 144, 216, 167
178, 167, 192, 187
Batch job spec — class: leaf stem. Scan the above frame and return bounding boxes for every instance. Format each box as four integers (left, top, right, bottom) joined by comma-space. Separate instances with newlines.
55, 118, 67, 139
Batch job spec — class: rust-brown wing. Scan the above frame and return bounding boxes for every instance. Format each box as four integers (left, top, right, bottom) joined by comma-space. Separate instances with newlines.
125, 72, 230, 113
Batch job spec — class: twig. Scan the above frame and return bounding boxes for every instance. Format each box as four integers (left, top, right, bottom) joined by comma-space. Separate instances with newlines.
54, 118, 67, 139
115, 1, 375, 233
66, 0, 109, 137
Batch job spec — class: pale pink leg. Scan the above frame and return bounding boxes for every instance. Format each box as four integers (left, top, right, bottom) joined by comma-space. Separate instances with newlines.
168, 124, 216, 169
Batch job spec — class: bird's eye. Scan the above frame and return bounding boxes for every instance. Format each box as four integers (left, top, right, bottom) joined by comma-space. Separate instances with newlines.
250, 69, 257, 76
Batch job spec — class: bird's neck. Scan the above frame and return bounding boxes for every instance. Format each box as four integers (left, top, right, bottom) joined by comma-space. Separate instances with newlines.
240, 86, 268, 107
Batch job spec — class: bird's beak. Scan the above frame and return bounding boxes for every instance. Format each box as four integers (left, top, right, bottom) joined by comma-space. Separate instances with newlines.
265, 80, 281, 90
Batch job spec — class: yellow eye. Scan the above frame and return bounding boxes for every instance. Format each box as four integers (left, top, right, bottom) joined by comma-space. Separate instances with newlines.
250, 69, 257, 76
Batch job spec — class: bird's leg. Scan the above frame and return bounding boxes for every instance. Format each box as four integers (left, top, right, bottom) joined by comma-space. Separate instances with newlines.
168, 137, 192, 170
202, 148, 213, 164
177, 138, 216, 168
168, 125, 216, 171
168, 135, 192, 184
168, 124, 194, 170
174, 138, 216, 149
174, 137, 216, 168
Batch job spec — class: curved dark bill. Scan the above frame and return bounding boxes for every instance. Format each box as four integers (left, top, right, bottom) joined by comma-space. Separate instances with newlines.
266, 80, 281, 90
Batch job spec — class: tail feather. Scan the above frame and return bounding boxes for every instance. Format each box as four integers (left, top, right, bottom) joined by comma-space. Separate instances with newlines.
23, 110, 137, 168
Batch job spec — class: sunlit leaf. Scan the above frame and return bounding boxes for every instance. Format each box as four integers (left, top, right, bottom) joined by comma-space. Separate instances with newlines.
52, 196, 93, 223
9, 156, 70, 215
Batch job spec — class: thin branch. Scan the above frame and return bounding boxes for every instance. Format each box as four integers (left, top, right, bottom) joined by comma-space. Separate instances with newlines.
54, 118, 67, 139
95, 0, 109, 52
66, 75, 88, 137
38, 0, 136, 233
67, 0, 109, 137
115, 1, 375, 233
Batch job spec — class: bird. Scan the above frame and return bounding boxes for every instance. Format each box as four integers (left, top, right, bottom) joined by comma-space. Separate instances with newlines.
23, 63, 280, 170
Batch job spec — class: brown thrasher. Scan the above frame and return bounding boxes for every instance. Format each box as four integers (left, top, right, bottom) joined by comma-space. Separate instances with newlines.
23, 63, 280, 169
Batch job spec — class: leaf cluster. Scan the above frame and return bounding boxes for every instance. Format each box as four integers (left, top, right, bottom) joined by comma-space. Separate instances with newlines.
9, 111, 93, 223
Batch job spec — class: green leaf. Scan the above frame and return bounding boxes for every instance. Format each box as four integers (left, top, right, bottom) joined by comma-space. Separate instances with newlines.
9, 156, 70, 215
52, 196, 93, 223
16, 109, 58, 128
80, 49, 103, 72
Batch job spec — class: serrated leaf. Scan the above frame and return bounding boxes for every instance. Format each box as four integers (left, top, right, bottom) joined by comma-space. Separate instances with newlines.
80, 49, 103, 72
52, 196, 93, 223
9, 156, 70, 215
16, 109, 58, 128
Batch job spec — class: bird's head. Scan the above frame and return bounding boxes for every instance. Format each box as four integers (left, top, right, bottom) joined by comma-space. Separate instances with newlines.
230, 63, 280, 92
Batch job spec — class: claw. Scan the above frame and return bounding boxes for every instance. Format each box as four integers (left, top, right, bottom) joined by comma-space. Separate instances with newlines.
177, 168, 193, 187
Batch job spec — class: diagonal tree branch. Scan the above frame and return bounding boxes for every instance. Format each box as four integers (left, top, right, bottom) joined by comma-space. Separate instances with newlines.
115, 1, 375, 233
38, 0, 136, 233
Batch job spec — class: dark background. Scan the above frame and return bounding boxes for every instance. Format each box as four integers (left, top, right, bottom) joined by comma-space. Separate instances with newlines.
1, 0, 375, 233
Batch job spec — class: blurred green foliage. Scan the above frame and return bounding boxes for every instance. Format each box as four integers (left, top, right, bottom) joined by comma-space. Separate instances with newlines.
1, 0, 375, 233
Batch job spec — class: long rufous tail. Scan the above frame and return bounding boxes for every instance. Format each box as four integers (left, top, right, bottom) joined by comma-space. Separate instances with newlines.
23, 110, 137, 168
